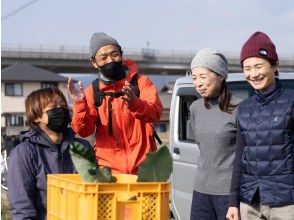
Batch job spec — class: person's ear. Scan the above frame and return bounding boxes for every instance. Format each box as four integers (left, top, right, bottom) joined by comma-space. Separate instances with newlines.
274, 61, 279, 72
34, 118, 40, 123
218, 75, 224, 83
90, 59, 99, 69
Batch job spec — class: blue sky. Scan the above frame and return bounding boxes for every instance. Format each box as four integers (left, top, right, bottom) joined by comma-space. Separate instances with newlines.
2, 0, 294, 55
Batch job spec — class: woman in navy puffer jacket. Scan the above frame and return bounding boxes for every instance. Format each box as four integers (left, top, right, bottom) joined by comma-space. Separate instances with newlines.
227, 32, 294, 220
7, 87, 92, 220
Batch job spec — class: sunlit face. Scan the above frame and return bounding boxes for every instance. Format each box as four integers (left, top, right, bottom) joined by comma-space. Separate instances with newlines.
91, 45, 122, 68
34, 95, 67, 130
242, 57, 278, 91
191, 67, 223, 98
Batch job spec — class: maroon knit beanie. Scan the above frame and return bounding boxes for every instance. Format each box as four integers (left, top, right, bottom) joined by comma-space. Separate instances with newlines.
240, 31, 278, 64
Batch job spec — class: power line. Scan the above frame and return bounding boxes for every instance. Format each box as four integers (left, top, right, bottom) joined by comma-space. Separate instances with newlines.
2, 0, 42, 21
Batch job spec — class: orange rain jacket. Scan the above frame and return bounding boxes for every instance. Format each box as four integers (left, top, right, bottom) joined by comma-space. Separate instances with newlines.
71, 59, 163, 174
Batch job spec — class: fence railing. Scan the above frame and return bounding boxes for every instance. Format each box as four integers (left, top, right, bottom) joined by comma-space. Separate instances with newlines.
2, 44, 294, 62
1, 44, 238, 58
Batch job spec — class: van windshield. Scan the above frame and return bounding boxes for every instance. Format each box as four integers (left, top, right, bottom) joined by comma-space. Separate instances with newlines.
227, 80, 294, 99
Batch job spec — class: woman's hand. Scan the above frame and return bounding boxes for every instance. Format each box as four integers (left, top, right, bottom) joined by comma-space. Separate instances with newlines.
226, 207, 240, 220
67, 78, 85, 102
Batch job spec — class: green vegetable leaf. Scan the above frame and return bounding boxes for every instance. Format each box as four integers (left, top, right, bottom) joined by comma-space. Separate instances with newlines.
99, 166, 117, 183
137, 145, 173, 182
69, 141, 117, 183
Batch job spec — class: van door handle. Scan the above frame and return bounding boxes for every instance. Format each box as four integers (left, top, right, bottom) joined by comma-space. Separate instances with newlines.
173, 147, 180, 155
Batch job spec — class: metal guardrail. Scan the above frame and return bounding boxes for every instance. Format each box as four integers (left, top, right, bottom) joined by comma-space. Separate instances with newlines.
1, 44, 199, 63
2, 44, 294, 59
2, 44, 294, 68
1, 44, 239, 59
2, 44, 89, 54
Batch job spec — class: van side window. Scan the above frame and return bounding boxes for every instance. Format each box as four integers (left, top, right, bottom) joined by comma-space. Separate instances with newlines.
281, 80, 294, 90
177, 87, 199, 142
179, 95, 197, 142
227, 80, 294, 100
227, 82, 255, 99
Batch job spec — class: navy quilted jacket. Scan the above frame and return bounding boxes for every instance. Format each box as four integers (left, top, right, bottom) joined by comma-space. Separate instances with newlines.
237, 79, 294, 205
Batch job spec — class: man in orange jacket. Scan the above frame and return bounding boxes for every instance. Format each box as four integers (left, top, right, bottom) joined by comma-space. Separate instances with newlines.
68, 32, 163, 174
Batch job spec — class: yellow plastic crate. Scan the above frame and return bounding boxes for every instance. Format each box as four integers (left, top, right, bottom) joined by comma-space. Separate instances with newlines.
47, 174, 170, 220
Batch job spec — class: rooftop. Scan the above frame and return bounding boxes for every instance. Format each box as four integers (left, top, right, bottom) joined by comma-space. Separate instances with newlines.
2, 63, 68, 82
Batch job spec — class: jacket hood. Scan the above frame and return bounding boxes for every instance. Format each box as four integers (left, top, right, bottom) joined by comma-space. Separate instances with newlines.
123, 59, 139, 81
19, 127, 75, 152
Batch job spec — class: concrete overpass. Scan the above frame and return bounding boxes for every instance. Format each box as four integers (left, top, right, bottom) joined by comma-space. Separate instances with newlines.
2, 44, 294, 75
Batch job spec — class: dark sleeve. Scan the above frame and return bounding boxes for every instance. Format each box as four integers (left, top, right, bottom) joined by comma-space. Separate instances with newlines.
229, 122, 245, 207
7, 144, 37, 220
292, 98, 294, 121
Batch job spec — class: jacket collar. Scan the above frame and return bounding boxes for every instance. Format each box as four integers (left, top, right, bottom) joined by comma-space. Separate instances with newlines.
20, 127, 75, 153
255, 78, 284, 105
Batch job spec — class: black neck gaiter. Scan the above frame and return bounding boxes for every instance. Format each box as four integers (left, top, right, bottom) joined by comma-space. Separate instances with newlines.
98, 61, 126, 84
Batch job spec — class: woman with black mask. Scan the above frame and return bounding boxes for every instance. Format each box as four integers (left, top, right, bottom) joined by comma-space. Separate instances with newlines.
7, 87, 92, 220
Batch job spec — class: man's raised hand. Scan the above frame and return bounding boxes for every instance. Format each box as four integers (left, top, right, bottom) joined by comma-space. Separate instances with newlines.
67, 78, 85, 102
121, 80, 138, 107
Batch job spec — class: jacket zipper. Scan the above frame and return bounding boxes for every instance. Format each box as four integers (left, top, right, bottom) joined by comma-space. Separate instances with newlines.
113, 83, 129, 173
58, 148, 64, 173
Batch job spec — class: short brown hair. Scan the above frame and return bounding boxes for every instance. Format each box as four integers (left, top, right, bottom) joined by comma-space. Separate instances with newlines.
25, 87, 68, 128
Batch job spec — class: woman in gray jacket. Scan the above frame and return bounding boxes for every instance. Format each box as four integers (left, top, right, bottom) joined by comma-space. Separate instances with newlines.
189, 48, 242, 220
7, 87, 92, 220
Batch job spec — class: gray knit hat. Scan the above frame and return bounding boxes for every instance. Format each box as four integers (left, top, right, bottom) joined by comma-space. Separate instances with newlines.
89, 32, 121, 59
190, 48, 228, 79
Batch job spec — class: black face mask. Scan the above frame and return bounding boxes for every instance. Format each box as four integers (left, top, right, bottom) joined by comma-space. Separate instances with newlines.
99, 61, 126, 81
46, 107, 70, 133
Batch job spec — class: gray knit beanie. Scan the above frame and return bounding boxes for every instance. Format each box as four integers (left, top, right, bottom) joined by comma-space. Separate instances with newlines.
89, 32, 121, 59
190, 48, 228, 79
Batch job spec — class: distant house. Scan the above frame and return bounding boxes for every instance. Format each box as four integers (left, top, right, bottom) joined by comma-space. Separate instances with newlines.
1, 63, 69, 135
160, 81, 175, 94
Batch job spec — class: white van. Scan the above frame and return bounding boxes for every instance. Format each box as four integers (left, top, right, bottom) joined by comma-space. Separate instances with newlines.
169, 72, 294, 220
